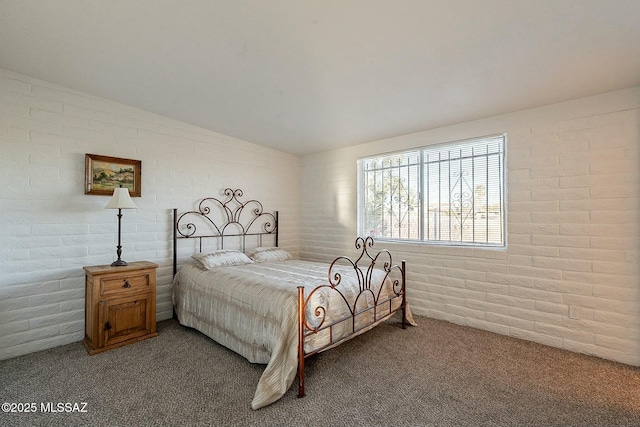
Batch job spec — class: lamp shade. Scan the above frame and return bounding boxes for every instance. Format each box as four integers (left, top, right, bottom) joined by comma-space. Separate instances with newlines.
105, 187, 137, 209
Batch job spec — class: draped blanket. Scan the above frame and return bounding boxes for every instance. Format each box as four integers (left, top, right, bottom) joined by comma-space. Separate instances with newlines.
173, 259, 414, 409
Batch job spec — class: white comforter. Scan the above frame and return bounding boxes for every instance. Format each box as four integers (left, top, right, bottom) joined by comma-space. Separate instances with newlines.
172, 259, 413, 409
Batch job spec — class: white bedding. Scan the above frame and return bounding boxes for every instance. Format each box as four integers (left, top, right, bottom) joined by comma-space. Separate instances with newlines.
172, 259, 413, 409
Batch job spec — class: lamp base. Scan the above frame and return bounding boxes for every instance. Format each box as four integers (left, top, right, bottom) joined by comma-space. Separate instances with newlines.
111, 259, 128, 267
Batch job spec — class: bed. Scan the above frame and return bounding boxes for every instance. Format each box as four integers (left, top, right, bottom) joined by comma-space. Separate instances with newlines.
172, 189, 415, 409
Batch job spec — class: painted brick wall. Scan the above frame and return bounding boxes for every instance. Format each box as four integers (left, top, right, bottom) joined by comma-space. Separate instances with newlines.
300, 87, 640, 366
0, 68, 301, 360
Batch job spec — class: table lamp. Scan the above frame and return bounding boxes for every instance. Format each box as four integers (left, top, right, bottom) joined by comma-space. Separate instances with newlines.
105, 187, 137, 266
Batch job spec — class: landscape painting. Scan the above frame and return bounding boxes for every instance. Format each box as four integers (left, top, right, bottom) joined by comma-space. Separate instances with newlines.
85, 154, 141, 197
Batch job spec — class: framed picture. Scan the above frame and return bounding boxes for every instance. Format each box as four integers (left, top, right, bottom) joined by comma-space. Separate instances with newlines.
85, 154, 142, 197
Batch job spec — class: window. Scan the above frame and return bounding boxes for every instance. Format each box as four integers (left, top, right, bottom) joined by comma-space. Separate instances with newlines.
358, 134, 505, 246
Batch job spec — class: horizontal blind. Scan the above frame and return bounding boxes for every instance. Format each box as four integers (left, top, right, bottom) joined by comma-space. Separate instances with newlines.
423, 135, 504, 245
361, 151, 420, 240
359, 134, 505, 246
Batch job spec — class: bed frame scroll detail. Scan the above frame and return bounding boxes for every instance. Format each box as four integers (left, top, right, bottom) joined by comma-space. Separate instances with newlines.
296, 236, 408, 398
173, 188, 278, 276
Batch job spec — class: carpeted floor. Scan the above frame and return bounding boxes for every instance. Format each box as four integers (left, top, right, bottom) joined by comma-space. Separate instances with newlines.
1, 316, 639, 427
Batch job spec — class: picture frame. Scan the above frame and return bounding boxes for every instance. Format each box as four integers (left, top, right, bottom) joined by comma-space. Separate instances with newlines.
85, 154, 142, 197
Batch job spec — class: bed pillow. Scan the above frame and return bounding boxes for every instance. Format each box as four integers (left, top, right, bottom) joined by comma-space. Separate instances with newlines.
192, 249, 254, 269
248, 247, 293, 262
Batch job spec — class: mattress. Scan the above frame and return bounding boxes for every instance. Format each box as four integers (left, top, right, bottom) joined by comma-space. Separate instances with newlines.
172, 259, 413, 409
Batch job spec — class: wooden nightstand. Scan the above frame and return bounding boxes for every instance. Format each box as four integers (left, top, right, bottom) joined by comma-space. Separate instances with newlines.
83, 261, 158, 355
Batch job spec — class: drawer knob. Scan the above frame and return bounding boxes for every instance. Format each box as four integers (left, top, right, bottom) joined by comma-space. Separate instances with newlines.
123, 280, 131, 288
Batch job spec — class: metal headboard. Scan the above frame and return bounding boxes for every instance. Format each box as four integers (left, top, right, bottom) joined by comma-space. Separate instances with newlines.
173, 188, 278, 275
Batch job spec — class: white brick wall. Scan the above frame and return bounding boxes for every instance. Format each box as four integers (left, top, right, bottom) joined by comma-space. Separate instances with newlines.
0, 69, 301, 360
300, 87, 640, 366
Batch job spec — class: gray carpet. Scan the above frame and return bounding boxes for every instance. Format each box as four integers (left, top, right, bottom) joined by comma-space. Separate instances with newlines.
1, 316, 639, 427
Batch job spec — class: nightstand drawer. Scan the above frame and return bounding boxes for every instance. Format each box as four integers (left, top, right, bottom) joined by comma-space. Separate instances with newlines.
100, 272, 151, 296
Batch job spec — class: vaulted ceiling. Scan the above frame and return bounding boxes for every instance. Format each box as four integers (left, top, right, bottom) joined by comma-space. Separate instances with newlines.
1, 1, 639, 156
